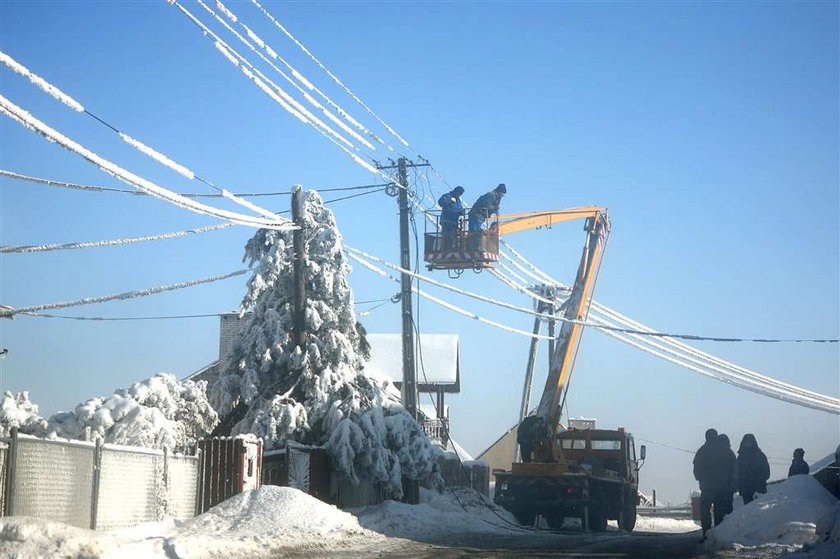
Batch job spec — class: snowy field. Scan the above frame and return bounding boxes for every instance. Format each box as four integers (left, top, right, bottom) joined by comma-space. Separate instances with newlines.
0, 476, 836, 558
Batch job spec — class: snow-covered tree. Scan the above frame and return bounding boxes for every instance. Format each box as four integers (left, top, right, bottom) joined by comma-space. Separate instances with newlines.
210, 191, 437, 498
0, 391, 48, 437
48, 373, 217, 450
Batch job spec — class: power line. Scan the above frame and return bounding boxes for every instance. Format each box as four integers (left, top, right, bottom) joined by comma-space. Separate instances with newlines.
0, 51, 287, 223
0, 269, 248, 318
0, 95, 290, 230
250, 0, 408, 149
22, 312, 225, 321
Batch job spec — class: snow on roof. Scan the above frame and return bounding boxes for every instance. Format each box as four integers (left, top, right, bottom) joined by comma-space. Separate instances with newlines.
364, 334, 460, 391
707, 474, 839, 550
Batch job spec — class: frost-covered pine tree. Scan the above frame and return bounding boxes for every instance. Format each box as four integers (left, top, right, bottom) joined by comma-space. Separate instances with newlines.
211, 191, 437, 498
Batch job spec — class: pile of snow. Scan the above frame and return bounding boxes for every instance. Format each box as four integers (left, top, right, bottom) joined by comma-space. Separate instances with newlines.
0, 487, 380, 558
211, 191, 438, 498
182, 486, 367, 538
616, 516, 698, 533
706, 474, 840, 552
352, 487, 519, 540
0, 374, 217, 450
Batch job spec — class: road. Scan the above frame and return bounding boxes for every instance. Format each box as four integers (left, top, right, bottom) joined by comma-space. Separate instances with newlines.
293, 526, 787, 559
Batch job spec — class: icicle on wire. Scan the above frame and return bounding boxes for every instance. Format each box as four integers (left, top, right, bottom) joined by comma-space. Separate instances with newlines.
0, 94, 291, 229
0, 269, 249, 318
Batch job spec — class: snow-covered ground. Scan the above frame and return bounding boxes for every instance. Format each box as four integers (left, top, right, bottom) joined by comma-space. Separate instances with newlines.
0, 476, 836, 558
706, 475, 840, 556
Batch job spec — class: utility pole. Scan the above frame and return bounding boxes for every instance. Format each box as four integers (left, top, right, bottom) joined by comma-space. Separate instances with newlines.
396, 158, 419, 421
291, 185, 307, 349
376, 157, 429, 506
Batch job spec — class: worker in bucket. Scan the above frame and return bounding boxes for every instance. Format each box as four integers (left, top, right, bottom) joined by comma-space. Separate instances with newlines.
788, 448, 810, 477
438, 186, 465, 250
468, 183, 506, 233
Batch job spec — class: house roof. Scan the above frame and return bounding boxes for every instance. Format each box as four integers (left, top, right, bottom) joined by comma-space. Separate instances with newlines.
364, 333, 460, 393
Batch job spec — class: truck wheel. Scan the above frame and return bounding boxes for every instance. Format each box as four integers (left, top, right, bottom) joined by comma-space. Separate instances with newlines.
588, 502, 608, 532
546, 514, 565, 530
514, 510, 536, 526
618, 501, 637, 532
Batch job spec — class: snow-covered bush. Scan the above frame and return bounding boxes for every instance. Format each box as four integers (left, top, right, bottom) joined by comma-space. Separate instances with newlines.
211, 191, 437, 498
48, 373, 217, 449
0, 391, 48, 437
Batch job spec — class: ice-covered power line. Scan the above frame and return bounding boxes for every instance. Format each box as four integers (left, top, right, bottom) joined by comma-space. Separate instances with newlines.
22, 312, 224, 321
0, 50, 285, 221
0, 51, 84, 112
0, 169, 390, 197
0, 269, 248, 318
169, 0, 388, 180
347, 251, 553, 340
205, 0, 379, 151
250, 0, 408, 149
0, 95, 292, 230
494, 244, 839, 413
0, 223, 233, 254
495, 247, 839, 403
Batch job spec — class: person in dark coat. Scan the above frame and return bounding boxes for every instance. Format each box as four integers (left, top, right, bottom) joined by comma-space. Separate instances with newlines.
438, 186, 465, 249
717, 434, 737, 520
737, 433, 770, 505
693, 428, 720, 539
788, 448, 810, 477
468, 183, 506, 233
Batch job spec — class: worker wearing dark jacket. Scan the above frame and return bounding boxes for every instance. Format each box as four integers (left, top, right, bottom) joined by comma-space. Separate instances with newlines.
737, 433, 770, 505
788, 448, 810, 477
468, 183, 506, 233
694, 429, 719, 538
438, 186, 466, 248
717, 434, 737, 520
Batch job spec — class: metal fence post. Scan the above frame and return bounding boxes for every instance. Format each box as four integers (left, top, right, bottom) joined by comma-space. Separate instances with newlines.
163, 446, 170, 519
90, 438, 103, 529
195, 447, 204, 517
4, 427, 18, 516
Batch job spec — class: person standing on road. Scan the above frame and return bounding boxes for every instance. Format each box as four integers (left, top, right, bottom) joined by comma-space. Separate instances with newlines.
693, 428, 720, 539
737, 433, 770, 505
788, 448, 810, 477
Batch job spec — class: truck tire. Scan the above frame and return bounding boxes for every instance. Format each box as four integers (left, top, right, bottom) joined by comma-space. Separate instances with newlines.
618, 501, 637, 532
546, 514, 565, 530
587, 501, 608, 532
514, 510, 536, 526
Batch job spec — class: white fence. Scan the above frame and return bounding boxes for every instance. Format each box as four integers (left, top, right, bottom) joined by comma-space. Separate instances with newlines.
1, 429, 201, 529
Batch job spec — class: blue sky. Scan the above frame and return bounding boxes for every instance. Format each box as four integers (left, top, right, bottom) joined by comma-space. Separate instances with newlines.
1, 1, 837, 504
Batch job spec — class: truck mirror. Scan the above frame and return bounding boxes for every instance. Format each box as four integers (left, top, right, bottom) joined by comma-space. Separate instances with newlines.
640, 445, 646, 461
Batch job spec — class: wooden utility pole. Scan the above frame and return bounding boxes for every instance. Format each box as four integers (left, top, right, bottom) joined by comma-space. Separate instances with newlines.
291, 185, 307, 348
396, 158, 419, 420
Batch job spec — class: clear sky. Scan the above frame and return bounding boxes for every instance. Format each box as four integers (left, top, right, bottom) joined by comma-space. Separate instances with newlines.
1, 0, 837, 504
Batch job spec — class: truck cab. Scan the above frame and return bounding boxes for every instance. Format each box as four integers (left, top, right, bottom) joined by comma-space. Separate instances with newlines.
494, 428, 645, 532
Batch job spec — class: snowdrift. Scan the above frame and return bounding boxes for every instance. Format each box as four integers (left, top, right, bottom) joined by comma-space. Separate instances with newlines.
0, 486, 379, 558
706, 474, 840, 551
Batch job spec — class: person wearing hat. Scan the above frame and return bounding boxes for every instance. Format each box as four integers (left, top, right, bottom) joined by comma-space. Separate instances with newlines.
438, 186, 466, 250
788, 448, 810, 477
468, 183, 507, 234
